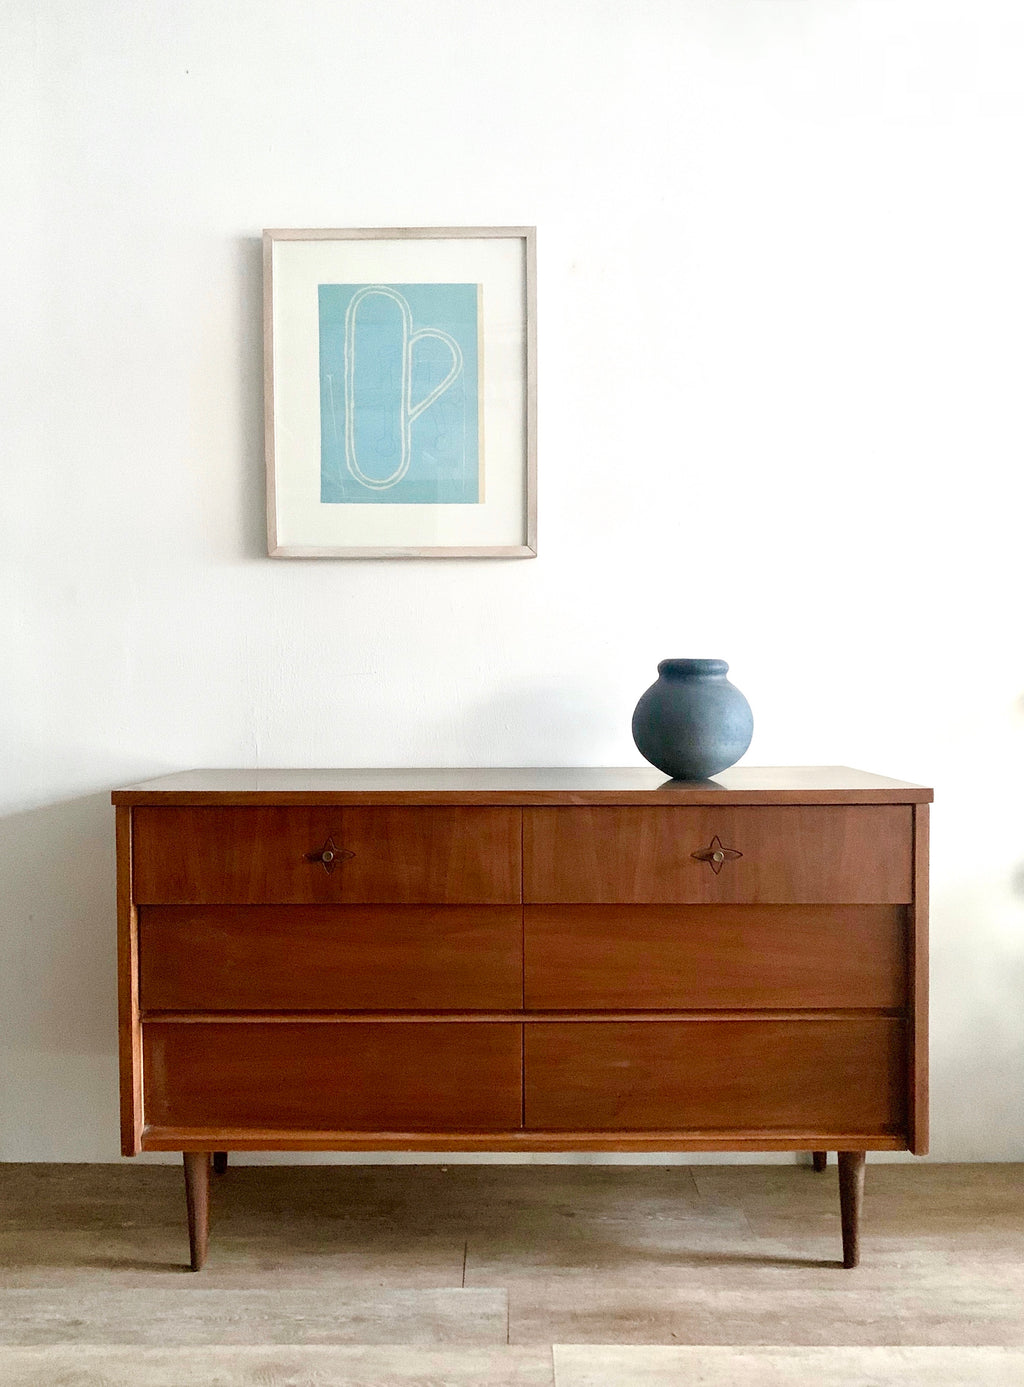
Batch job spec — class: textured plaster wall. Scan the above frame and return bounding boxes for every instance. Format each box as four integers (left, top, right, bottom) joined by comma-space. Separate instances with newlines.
2, 0, 1022, 1161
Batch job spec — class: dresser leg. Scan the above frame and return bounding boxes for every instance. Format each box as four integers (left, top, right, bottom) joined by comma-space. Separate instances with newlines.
213, 1151, 228, 1175
812, 1150, 827, 1172
837, 1150, 865, 1268
183, 1152, 211, 1271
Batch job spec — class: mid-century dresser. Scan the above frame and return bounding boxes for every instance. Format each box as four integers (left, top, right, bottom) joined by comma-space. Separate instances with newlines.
113, 766, 931, 1270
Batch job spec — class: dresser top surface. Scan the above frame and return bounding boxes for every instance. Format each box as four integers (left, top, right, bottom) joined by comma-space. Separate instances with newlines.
112, 766, 932, 806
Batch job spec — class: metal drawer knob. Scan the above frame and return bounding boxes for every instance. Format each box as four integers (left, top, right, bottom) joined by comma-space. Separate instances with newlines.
691, 835, 742, 875
305, 836, 354, 874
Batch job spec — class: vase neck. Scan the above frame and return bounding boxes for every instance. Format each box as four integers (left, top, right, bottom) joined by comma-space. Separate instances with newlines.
656, 659, 729, 680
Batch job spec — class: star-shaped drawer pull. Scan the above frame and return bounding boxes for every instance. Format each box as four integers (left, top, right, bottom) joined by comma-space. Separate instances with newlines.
691, 835, 742, 875
305, 836, 355, 874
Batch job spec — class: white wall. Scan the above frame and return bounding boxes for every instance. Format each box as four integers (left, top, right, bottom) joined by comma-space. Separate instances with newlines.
2, 0, 1022, 1163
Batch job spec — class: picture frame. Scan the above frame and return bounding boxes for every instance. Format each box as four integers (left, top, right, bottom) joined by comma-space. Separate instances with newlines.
263, 227, 537, 558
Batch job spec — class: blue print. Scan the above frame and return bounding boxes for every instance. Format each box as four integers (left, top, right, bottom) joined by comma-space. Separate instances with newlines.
318, 283, 480, 504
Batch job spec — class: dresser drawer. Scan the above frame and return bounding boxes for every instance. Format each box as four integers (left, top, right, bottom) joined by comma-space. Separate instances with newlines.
143, 1021, 523, 1131
139, 905, 522, 1011
524, 1019, 905, 1134
132, 807, 521, 904
524, 806, 912, 904
524, 904, 907, 1010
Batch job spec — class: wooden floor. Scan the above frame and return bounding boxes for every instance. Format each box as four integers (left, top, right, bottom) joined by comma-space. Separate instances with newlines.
1, 1162, 1022, 1384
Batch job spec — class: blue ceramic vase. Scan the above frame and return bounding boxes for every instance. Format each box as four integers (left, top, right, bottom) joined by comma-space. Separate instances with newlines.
631, 659, 753, 780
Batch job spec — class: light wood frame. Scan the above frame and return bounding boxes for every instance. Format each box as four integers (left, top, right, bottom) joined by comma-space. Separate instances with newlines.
263, 227, 537, 558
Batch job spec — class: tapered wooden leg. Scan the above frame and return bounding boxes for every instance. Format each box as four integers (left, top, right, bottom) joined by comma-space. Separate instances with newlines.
812, 1150, 828, 1172
837, 1150, 865, 1268
213, 1151, 228, 1175
183, 1151, 210, 1271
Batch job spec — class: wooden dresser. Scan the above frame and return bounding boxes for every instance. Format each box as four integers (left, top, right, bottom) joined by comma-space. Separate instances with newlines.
112, 767, 931, 1270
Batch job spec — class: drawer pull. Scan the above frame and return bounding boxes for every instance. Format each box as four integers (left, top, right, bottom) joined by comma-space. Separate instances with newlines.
691, 835, 742, 875
305, 837, 355, 874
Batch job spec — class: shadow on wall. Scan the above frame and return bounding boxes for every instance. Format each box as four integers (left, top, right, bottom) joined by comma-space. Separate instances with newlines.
233, 234, 266, 563
0, 792, 117, 1158
414, 678, 634, 769
930, 874, 1024, 1162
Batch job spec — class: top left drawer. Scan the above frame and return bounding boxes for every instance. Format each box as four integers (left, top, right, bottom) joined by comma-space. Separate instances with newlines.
131, 807, 522, 904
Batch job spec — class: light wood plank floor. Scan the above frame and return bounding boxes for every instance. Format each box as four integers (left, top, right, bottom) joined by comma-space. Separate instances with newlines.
1, 1162, 1021, 1385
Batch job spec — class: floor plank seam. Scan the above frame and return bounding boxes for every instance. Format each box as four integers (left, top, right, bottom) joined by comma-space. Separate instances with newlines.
3, 1163, 1022, 1360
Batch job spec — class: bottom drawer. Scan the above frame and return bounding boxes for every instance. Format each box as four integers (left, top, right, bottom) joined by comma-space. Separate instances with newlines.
524, 1020, 905, 1135
143, 1022, 522, 1132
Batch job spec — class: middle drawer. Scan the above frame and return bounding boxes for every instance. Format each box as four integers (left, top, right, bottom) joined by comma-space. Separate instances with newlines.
139, 905, 522, 1011
525, 905, 907, 1010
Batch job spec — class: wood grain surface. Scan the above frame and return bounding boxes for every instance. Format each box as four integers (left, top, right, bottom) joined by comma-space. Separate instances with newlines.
112, 766, 931, 1270
182, 1152, 209, 1271
139, 1128, 907, 1152
4, 1164, 1023, 1364
838, 1150, 867, 1268
0, 1288, 508, 1346
909, 802, 930, 1154
143, 1021, 523, 1132
132, 807, 521, 904
139, 905, 522, 1011
523, 1019, 906, 1135
524, 904, 907, 1011
112, 766, 934, 805
524, 806, 913, 904
115, 806, 142, 1155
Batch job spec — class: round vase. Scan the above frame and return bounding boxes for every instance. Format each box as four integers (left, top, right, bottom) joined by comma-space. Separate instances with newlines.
631, 658, 753, 780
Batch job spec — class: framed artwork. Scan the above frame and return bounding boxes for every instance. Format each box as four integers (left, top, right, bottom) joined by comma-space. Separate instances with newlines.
263, 227, 536, 557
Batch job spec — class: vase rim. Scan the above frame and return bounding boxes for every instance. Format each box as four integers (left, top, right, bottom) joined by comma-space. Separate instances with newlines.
656, 658, 730, 677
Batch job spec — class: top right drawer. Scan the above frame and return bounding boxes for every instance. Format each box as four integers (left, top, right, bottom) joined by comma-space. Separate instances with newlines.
524, 806, 913, 904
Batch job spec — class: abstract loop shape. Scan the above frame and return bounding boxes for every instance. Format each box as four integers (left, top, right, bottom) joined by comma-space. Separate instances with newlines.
343, 286, 464, 490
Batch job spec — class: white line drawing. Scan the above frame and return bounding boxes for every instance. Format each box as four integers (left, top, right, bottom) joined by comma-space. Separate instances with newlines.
342, 285, 464, 491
